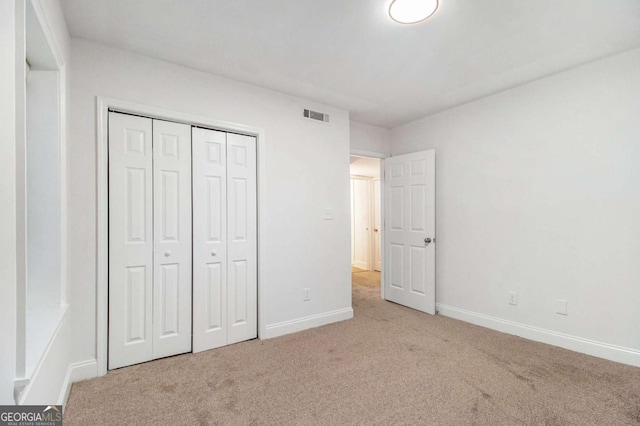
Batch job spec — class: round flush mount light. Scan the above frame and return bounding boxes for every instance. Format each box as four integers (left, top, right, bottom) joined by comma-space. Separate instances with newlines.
388, 0, 439, 24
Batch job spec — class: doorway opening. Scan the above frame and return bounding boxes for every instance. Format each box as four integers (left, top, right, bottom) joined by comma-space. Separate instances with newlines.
349, 149, 436, 315
350, 155, 382, 297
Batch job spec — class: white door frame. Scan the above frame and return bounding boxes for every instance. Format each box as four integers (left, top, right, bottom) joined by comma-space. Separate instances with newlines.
96, 97, 266, 376
350, 149, 386, 299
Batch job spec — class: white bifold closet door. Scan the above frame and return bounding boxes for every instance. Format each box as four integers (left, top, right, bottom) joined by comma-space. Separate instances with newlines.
152, 119, 192, 359
108, 112, 192, 369
192, 128, 257, 352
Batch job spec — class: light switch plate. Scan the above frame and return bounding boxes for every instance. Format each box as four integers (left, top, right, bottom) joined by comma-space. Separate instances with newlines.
555, 299, 567, 315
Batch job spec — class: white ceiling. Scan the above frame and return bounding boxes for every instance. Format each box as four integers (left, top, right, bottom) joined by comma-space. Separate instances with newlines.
60, 0, 640, 128
350, 156, 381, 178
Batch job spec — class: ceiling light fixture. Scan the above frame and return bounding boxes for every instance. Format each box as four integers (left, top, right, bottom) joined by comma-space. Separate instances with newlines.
388, 0, 439, 24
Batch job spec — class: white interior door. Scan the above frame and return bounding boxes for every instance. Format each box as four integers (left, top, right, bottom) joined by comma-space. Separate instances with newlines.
373, 179, 382, 272
192, 128, 228, 352
226, 133, 258, 345
152, 119, 192, 359
384, 150, 435, 314
108, 113, 154, 369
351, 177, 370, 270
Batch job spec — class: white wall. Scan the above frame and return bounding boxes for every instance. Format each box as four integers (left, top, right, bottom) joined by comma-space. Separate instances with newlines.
27, 70, 61, 310
68, 39, 352, 364
391, 48, 640, 365
350, 156, 381, 178
0, 0, 19, 405
350, 121, 390, 156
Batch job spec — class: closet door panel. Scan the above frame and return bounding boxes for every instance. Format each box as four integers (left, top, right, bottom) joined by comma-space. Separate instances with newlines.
192, 128, 228, 352
108, 112, 154, 369
152, 119, 192, 359
227, 133, 257, 345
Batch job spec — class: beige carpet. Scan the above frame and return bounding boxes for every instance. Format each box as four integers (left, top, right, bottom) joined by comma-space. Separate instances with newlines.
351, 269, 381, 289
65, 272, 640, 425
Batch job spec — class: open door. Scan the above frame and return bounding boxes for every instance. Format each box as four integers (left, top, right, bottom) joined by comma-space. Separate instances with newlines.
383, 150, 435, 314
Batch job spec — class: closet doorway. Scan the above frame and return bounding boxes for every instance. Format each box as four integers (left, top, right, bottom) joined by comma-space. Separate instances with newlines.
107, 110, 258, 370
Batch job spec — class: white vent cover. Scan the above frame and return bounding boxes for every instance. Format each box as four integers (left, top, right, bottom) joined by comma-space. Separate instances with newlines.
303, 108, 330, 123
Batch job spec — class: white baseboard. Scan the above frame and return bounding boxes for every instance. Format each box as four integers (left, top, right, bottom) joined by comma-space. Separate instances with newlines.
352, 262, 368, 270
264, 307, 354, 339
436, 303, 640, 368
58, 359, 98, 408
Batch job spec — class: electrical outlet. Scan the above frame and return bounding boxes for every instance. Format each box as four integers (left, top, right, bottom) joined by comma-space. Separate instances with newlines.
555, 299, 567, 315
303, 288, 311, 301
323, 209, 333, 221
508, 291, 518, 306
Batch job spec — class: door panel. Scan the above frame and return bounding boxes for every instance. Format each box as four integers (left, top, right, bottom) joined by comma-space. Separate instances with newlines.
230, 177, 248, 241
390, 186, 403, 230
159, 263, 180, 335
226, 133, 257, 345
152, 119, 192, 359
125, 266, 147, 343
125, 168, 147, 242
192, 128, 228, 352
207, 264, 223, 328
108, 112, 154, 369
410, 246, 426, 294
230, 260, 248, 325
390, 244, 403, 288
384, 150, 435, 314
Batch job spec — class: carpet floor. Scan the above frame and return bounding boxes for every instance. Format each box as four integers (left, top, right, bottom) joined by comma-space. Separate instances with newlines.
64, 272, 640, 425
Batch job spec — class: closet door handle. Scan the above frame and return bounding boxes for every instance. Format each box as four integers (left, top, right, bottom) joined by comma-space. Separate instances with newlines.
164, 251, 171, 257
211, 251, 217, 257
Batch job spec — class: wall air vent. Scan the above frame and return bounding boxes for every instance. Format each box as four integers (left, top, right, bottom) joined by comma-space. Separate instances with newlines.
303, 108, 330, 123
